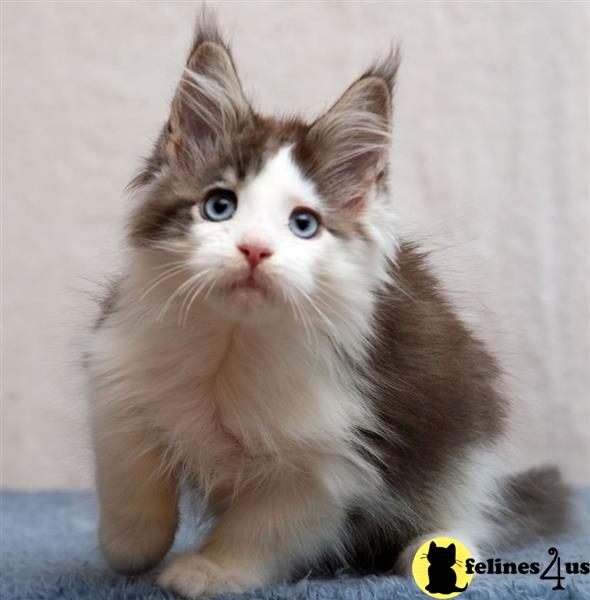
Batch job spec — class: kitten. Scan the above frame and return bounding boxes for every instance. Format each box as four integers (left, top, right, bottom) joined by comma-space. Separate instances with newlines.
87, 12, 571, 599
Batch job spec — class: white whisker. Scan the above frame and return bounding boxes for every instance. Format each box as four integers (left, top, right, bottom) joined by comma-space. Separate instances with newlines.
139, 265, 189, 301
157, 269, 213, 323
180, 274, 216, 327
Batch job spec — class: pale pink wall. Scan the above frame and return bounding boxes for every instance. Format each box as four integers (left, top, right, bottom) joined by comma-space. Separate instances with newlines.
2, 1, 589, 488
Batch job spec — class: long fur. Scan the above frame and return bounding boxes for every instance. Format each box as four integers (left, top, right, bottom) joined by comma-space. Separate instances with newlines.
87, 12, 571, 599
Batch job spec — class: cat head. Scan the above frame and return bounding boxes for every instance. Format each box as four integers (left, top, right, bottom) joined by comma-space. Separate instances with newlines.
128, 12, 399, 328
427, 541, 457, 567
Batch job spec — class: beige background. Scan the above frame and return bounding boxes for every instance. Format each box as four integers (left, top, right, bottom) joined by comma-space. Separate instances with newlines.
2, 1, 589, 489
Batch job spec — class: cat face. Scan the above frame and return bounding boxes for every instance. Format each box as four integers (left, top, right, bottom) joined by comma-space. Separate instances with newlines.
167, 146, 329, 319
128, 26, 399, 324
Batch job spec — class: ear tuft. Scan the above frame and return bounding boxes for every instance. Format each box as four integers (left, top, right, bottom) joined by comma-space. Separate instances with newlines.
185, 7, 240, 85
361, 45, 401, 96
189, 6, 227, 55
164, 9, 250, 164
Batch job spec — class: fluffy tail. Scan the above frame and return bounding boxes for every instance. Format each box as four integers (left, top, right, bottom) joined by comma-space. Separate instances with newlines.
491, 466, 573, 548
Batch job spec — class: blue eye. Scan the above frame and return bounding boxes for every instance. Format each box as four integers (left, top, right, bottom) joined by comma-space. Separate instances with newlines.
289, 208, 320, 239
202, 190, 237, 222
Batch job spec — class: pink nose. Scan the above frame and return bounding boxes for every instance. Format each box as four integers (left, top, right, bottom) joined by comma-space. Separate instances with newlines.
238, 243, 273, 270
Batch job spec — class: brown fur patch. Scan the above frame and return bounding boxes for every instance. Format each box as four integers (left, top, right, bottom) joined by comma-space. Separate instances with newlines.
362, 242, 506, 504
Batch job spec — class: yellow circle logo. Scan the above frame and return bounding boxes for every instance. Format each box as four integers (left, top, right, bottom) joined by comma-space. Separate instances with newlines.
412, 537, 474, 598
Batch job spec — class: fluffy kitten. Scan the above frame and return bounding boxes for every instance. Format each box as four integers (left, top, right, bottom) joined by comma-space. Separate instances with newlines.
87, 14, 570, 599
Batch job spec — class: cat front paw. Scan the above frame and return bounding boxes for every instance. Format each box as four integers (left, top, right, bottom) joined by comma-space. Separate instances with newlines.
396, 538, 422, 576
157, 553, 259, 599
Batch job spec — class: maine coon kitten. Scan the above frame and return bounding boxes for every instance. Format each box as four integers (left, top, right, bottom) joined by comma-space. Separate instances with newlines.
87, 14, 571, 599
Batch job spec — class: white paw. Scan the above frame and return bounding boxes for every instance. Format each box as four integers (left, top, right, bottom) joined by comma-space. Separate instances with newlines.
396, 538, 423, 576
157, 553, 256, 599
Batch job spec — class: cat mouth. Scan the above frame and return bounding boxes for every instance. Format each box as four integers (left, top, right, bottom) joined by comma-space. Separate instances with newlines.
226, 273, 270, 297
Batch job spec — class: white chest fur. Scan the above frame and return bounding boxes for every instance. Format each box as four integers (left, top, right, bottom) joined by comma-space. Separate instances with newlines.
89, 296, 374, 498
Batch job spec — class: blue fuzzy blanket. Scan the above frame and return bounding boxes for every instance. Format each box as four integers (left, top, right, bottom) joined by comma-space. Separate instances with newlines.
1, 489, 589, 599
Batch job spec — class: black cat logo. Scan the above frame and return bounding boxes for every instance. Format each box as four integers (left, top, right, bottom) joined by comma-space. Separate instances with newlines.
424, 541, 469, 595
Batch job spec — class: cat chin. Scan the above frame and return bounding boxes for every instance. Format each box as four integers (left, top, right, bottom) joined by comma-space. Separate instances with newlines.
209, 287, 282, 323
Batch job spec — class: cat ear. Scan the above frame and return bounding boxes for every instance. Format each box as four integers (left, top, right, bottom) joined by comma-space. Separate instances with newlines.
302, 51, 399, 211
429, 541, 437, 551
447, 543, 456, 559
164, 16, 251, 163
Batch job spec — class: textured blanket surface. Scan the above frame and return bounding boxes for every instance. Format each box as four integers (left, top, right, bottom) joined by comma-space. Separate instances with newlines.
1, 489, 589, 599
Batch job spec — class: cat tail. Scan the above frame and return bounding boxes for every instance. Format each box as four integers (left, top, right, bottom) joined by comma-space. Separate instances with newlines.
492, 465, 573, 547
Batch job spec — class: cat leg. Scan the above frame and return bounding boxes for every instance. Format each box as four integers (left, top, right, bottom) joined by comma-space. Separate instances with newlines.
94, 415, 179, 574
158, 474, 345, 598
